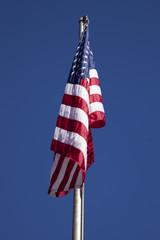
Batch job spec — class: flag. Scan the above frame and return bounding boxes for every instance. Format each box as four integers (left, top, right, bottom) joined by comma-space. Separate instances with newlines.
48, 22, 105, 197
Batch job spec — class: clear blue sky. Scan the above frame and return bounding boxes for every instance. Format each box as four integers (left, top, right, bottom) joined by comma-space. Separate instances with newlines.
0, 0, 160, 239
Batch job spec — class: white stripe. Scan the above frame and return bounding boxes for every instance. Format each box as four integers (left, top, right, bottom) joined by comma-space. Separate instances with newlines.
50, 153, 61, 181
51, 157, 70, 191
89, 102, 105, 114
63, 161, 78, 190
65, 83, 89, 106
90, 85, 102, 95
59, 104, 88, 130
75, 170, 82, 187
89, 69, 99, 78
54, 127, 87, 168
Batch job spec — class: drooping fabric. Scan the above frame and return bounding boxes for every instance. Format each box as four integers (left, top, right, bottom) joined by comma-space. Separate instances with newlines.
48, 23, 105, 197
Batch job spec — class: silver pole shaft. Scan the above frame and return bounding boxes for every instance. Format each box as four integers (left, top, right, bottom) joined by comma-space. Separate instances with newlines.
79, 17, 85, 240
72, 188, 82, 240
79, 17, 84, 39
81, 184, 84, 240
80, 16, 88, 240
72, 17, 84, 240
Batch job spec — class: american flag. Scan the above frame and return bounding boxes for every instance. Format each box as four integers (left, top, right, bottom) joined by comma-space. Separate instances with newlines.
48, 23, 105, 197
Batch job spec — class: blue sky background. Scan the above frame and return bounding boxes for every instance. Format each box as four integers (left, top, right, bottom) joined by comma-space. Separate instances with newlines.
0, 0, 160, 239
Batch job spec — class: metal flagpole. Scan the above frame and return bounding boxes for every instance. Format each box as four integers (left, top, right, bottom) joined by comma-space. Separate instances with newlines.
80, 14, 89, 240
81, 183, 84, 240
72, 16, 85, 240
72, 188, 82, 240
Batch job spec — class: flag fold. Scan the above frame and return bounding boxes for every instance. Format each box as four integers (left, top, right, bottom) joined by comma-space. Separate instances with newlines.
48, 23, 105, 197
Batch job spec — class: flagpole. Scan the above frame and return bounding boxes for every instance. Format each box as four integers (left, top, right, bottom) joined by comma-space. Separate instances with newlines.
80, 15, 89, 240
81, 183, 84, 240
72, 16, 85, 240
72, 188, 82, 240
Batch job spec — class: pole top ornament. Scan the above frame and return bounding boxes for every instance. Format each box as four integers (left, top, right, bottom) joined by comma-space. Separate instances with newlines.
83, 15, 89, 23
79, 15, 89, 24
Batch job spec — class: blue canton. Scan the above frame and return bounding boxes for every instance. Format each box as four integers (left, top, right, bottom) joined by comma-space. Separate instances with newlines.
68, 24, 96, 84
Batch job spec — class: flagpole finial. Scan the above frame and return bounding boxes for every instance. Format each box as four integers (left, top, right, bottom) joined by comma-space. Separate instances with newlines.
83, 15, 89, 23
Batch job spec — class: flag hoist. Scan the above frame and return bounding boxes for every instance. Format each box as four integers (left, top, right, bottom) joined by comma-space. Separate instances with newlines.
48, 15, 106, 240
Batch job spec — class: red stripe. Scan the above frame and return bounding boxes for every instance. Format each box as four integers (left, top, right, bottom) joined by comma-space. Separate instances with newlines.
62, 94, 89, 114
51, 139, 85, 170
56, 116, 88, 141
90, 77, 100, 86
69, 165, 82, 189
89, 111, 106, 128
89, 94, 103, 104
87, 127, 95, 169
55, 190, 70, 197
79, 78, 89, 93
48, 155, 65, 194
57, 159, 75, 192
